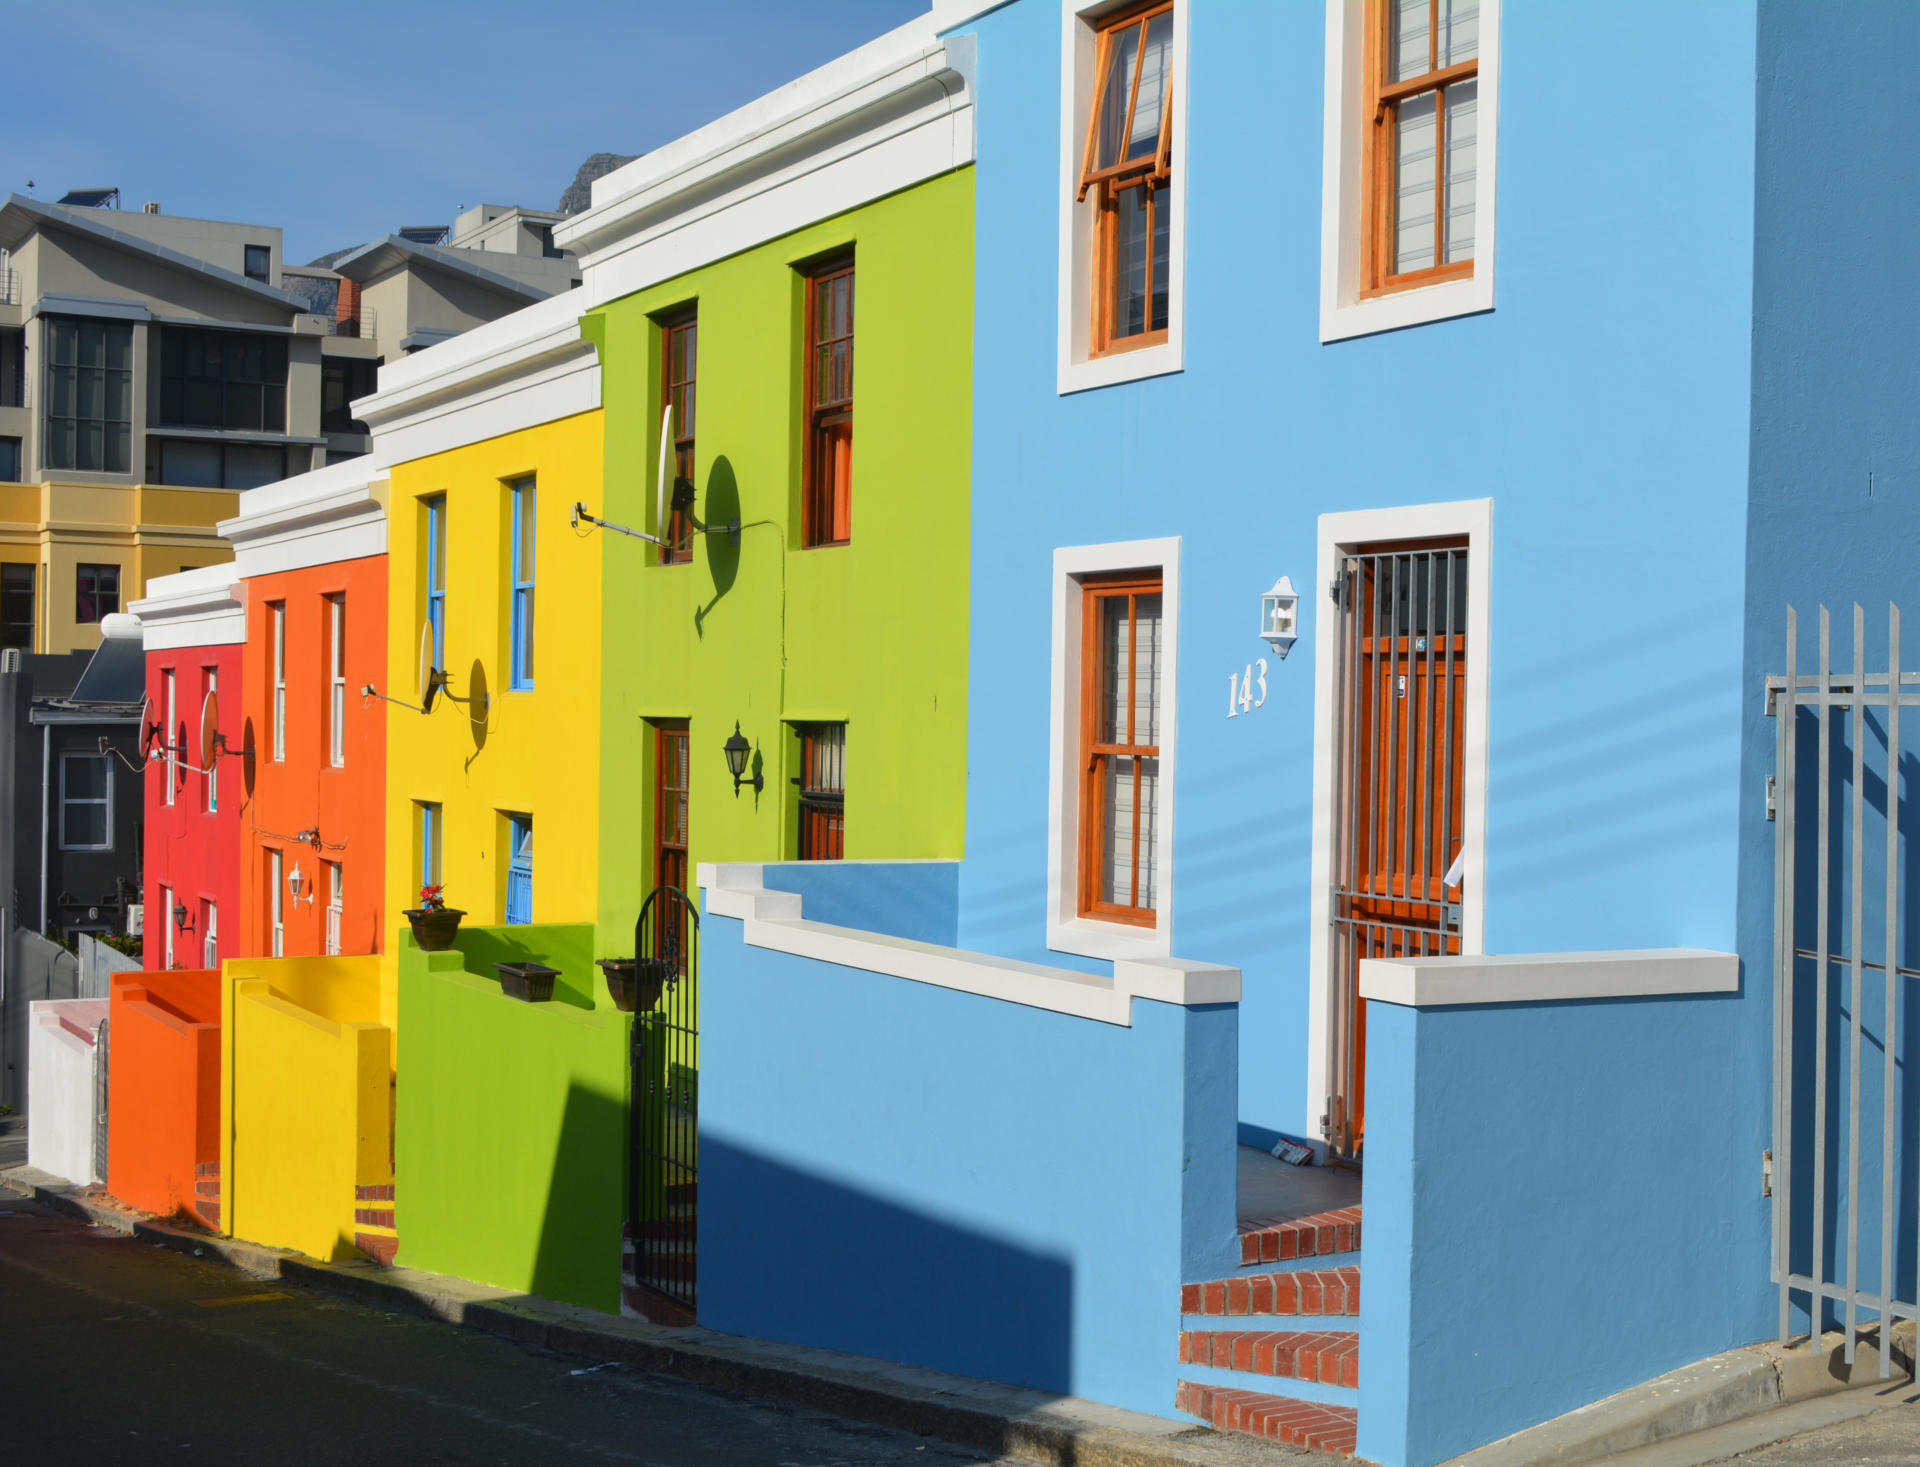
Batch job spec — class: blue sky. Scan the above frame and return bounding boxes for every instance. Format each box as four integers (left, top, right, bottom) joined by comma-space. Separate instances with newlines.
13, 0, 927, 265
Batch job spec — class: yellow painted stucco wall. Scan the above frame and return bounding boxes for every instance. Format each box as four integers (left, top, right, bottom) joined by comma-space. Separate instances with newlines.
218, 955, 389, 1261
383, 410, 605, 949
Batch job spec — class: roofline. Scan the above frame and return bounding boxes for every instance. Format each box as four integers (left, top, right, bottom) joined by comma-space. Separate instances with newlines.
329, 234, 550, 301
0, 194, 307, 313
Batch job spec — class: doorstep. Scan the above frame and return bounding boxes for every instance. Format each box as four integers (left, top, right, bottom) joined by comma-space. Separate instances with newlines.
1, 1164, 1351, 1467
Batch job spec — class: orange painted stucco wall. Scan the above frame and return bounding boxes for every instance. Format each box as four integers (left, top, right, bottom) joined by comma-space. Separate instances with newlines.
239, 554, 388, 972
106, 969, 220, 1226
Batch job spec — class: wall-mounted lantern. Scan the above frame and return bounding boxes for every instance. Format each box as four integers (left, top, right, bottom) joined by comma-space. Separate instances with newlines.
173, 901, 189, 933
287, 861, 314, 907
1260, 576, 1299, 660
723, 722, 762, 796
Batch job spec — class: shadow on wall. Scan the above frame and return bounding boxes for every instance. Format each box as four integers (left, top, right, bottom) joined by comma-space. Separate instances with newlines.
530, 1080, 628, 1311
693, 455, 742, 637
700, 1133, 1073, 1394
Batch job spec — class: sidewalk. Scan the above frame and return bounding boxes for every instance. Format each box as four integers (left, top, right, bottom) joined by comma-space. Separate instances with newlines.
0, 1163, 1333, 1467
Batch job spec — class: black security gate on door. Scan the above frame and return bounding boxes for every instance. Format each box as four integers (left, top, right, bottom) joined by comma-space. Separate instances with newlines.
631, 884, 699, 1317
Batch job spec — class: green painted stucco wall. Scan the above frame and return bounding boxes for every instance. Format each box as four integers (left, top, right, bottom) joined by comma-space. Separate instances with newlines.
395, 924, 630, 1313
588, 166, 973, 932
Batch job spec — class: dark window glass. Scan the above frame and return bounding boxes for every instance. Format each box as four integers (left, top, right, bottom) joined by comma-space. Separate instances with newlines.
796, 722, 846, 861
154, 439, 286, 489
44, 317, 133, 473
1, 563, 33, 649
321, 357, 377, 434
0, 437, 19, 481
156, 325, 288, 432
75, 563, 119, 624
244, 244, 271, 282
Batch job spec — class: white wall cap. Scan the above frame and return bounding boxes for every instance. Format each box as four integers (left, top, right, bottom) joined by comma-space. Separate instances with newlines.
1358, 948, 1740, 1008
698, 863, 1239, 1027
218, 458, 387, 580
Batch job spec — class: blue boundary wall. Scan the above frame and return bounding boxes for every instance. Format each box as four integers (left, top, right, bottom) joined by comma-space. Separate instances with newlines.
1739, 1, 1920, 1340
701, 862, 1239, 1417
1358, 989, 1771, 1467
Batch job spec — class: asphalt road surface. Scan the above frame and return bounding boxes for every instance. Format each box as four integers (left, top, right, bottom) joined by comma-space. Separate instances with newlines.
1702, 1394, 1920, 1465
0, 1194, 1009, 1466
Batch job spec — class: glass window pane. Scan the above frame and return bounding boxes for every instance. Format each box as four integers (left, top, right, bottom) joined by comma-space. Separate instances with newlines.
79, 419, 104, 473
1100, 595, 1131, 744
1129, 12, 1173, 162
517, 486, 537, 578
1133, 593, 1163, 745
105, 323, 132, 372
1111, 185, 1151, 339
105, 369, 130, 425
46, 418, 74, 470
1444, 81, 1478, 264
1392, 0, 1431, 80
108, 423, 130, 474
1102, 754, 1135, 905
78, 323, 105, 369
67, 755, 107, 799
226, 444, 284, 490
162, 440, 222, 488
48, 364, 73, 418
1439, 0, 1480, 67
64, 802, 106, 848
48, 321, 75, 366
77, 366, 103, 422
1151, 192, 1170, 333
1393, 93, 1438, 275
1093, 21, 1141, 171
1135, 755, 1159, 908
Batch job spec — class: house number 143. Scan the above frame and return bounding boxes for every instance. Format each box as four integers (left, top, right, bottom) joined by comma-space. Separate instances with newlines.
1228, 660, 1269, 718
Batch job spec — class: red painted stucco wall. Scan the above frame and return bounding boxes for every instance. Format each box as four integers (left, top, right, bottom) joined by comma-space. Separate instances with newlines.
145, 642, 244, 970
106, 968, 220, 1226
239, 554, 387, 959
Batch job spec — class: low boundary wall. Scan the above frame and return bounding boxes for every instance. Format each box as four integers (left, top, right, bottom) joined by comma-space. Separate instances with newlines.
108, 969, 219, 1225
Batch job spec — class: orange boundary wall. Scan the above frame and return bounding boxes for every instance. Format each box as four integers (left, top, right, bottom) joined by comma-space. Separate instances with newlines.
107, 969, 220, 1226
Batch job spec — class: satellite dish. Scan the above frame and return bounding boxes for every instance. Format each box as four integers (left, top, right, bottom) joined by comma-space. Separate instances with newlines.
657, 403, 674, 544
199, 689, 221, 768
417, 622, 441, 714
137, 694, 161, 762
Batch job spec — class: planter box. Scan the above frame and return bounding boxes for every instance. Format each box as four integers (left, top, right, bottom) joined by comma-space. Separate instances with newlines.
494, 961, 560, 1003
405, 908, 466, 951
596, 957, 670, 1013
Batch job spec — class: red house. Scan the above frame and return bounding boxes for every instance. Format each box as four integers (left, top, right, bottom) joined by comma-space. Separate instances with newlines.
129, 566, 247, 970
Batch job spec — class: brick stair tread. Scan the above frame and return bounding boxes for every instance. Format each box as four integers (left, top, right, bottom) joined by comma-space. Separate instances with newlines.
1176, 1381, 1356, 1454
1238, 1206, 1361, 1266
1178, 1327, 1358, 1387
1183, 1265, 1360, 1319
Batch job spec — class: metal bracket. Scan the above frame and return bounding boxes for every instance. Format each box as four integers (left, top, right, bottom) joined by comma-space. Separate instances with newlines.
1762, 1148, 1773, 1198
1766, 774, 1777, 821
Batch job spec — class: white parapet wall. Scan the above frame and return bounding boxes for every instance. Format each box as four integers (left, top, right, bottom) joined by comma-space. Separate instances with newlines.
27, 998, 109, 1185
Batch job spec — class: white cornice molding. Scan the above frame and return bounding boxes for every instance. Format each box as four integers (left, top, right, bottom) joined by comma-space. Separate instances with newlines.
218, 460, 387, 580
553, 19, 973, 307
126, 565, 247, 650
699, 862, 1239, 1026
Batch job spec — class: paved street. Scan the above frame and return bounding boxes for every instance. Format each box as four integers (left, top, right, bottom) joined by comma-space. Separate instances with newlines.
1700, 1395, 1920, 1466
0, 1194, 1007, 1466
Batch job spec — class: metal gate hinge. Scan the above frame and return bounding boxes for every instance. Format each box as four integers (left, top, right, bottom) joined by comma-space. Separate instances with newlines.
1762, 1148, 1773, 1198
1766, 775, 1776, 821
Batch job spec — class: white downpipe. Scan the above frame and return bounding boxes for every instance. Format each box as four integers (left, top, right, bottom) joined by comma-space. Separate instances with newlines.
39, 724, 49, 933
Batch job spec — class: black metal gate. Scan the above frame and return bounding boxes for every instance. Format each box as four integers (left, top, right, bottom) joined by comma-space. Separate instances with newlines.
630, 884, 698, 1317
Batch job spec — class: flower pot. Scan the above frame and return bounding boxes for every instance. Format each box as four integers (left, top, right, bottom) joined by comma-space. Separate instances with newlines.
494, 961, 559, 1003
405, 907, 466, 951
595, 958, 671, 1013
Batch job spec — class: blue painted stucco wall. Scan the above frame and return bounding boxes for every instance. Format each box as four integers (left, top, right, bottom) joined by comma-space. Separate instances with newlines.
1738, 1, 1920, 1334
947, 0, 1760, 1147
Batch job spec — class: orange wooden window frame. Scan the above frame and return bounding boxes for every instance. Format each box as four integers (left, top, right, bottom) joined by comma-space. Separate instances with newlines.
1077, 0, 1174, 359
654, 721, 690, 896
796, 722, 846, 862
801, 258, 854, 549
659, 311, 696, 566
1077, 572, 1162, 927
1361, 0, 1479, 297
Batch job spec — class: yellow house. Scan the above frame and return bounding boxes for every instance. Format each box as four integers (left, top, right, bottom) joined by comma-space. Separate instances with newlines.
365, 292, 605, 948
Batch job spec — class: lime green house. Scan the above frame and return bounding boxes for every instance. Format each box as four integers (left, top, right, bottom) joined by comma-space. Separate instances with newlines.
558, 20, 976, 926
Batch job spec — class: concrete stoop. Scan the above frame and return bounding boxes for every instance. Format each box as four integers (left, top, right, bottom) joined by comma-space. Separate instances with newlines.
1443, 1325, 1918, 1467
1, 1164, 1347, 1467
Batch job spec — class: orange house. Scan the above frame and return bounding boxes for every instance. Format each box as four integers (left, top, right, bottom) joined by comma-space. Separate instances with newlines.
219, 463, 389, 966
107, 968, 221, 1227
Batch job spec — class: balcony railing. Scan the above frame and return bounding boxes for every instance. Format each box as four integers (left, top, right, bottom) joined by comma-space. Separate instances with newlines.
0, 267, 18, 307
318, 308, 377, 340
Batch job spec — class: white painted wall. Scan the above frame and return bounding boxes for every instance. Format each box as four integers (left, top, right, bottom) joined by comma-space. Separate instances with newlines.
26, 998, 107, 1185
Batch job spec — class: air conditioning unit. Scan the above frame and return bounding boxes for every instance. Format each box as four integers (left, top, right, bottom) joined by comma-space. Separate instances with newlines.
143, 201, 161, 214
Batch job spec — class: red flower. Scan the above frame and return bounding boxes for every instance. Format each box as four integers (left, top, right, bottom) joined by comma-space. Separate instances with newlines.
420, 884, 446, 912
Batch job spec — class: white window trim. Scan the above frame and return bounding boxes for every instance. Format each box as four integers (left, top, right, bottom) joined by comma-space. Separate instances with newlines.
271, 603, 286, 763
1304, 497, 1491, 1135
1318, 0, 1500, 343
162, 667, 177, 807
269, 848, 284, 958
161, 884, 174, 969
205, 667, 218, 813
58, 752, 113, 851
325, 861, 342, 956
1047, 536, 1180, 961
328, 594, 345, 768
1056, 0, 1189, 395
203, 901, 217, 969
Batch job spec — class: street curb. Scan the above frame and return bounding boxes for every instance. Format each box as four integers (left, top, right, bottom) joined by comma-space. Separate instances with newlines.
0, 1167, 1324, 1467
1443, 1327, 1917, 1467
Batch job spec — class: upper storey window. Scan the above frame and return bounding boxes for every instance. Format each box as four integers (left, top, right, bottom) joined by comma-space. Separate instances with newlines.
659, 310, 696, 566
1368, 0, 1479, 292
158, 326, 288, 434
45, 318, 133, 474
802, 258, 853, 548
1077, 2, 1173, 356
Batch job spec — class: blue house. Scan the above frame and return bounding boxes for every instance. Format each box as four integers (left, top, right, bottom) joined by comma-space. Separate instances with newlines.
695, 5, 1920, 1464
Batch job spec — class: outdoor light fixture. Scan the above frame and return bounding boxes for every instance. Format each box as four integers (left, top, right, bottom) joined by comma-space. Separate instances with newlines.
1260, 576, 1299, 659
723, 721, 762, 796
173, 902, 189, 932
287, 862, 313, 907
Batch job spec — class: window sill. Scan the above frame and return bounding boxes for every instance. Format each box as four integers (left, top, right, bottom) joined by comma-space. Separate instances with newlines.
1047, 913, 1171, 962
1321, 268, 1492, 344
1058, 337, 1183, 396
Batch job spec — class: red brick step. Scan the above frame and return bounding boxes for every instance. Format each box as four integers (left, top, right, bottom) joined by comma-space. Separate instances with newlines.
1176, 1381, 1356, 1454
1178, 1328, 1358, 1388
1183, 1265, 1360, 1319
1238, 1205, 1360, 1266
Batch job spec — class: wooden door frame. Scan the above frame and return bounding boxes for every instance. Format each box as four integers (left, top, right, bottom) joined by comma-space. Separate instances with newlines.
1305, 498, 1492, 1151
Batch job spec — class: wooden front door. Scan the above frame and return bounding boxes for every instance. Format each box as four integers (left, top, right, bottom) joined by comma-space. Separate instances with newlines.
1327, 540, 1468, 1161
654, 723, 689, 895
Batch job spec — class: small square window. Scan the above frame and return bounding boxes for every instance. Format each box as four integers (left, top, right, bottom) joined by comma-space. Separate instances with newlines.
76, 563, 119, 623
244, 244, 271, 282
